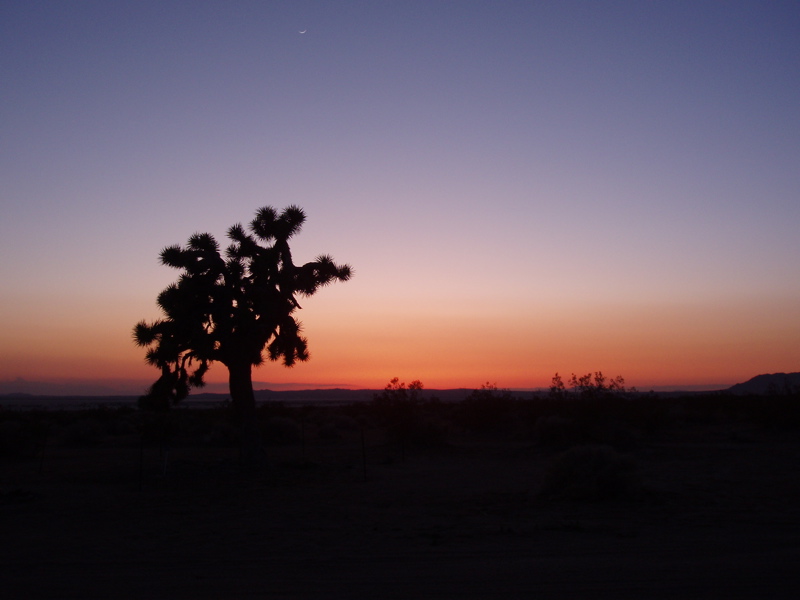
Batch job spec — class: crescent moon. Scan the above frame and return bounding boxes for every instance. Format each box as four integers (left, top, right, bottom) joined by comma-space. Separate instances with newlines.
299, 29, 307, 34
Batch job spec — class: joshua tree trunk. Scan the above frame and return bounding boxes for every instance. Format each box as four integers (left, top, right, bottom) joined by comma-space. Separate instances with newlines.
228, 360, 256, 420
227, 360, 262, 465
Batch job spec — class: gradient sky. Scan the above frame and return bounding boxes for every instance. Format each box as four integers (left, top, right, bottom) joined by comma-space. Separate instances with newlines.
2, 1, 799, 395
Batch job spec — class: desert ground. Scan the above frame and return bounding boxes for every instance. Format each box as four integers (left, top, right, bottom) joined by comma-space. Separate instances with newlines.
2, 394, 800, 598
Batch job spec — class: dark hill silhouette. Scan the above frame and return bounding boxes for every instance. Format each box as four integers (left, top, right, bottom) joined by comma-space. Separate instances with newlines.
728, 372, 800, 395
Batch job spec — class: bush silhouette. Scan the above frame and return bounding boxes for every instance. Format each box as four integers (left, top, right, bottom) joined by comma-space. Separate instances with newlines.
458, 383, 517, 433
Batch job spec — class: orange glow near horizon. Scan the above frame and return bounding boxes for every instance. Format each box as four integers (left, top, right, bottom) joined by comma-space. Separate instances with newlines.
5, 293, 790, 394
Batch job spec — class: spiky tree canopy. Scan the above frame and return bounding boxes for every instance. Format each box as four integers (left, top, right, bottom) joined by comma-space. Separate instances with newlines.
133, 206, 352, 408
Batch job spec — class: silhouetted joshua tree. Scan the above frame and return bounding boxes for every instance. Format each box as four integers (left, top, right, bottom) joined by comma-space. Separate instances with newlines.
133, 206, 352, 445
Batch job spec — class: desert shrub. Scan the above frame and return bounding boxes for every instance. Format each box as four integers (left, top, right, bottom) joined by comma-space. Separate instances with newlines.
570, 372, 630, 399
457, 383, 517, 433
371, 378, 426, 443
540, 445, 642, 502
372, 378, 423, 405
371, 378, 422, 423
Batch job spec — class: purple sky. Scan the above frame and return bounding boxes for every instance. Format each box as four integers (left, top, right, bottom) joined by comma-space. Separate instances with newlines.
2, 1, 799, 395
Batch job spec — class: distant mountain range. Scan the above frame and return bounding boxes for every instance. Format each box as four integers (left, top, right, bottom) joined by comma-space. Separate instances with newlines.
727, 372, 800, 395
0, 379, 353, 397
0, 387, 478, 409
3, 373, 798, 406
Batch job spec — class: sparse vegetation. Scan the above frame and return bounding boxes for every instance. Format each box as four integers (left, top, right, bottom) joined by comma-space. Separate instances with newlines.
550, 371, 633, 400
458, 383, 517, 433
371, 378, 446, 454
4, 387, 800, 598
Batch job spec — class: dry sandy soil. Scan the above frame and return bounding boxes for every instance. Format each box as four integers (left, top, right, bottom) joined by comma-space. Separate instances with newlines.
2, 407, 800, 599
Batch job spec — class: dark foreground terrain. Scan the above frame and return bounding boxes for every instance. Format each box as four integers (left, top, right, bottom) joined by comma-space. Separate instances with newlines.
2, 393, 800, 598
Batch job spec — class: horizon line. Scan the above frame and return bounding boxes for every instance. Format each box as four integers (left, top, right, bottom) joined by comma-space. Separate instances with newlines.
0, 378, 734, 397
